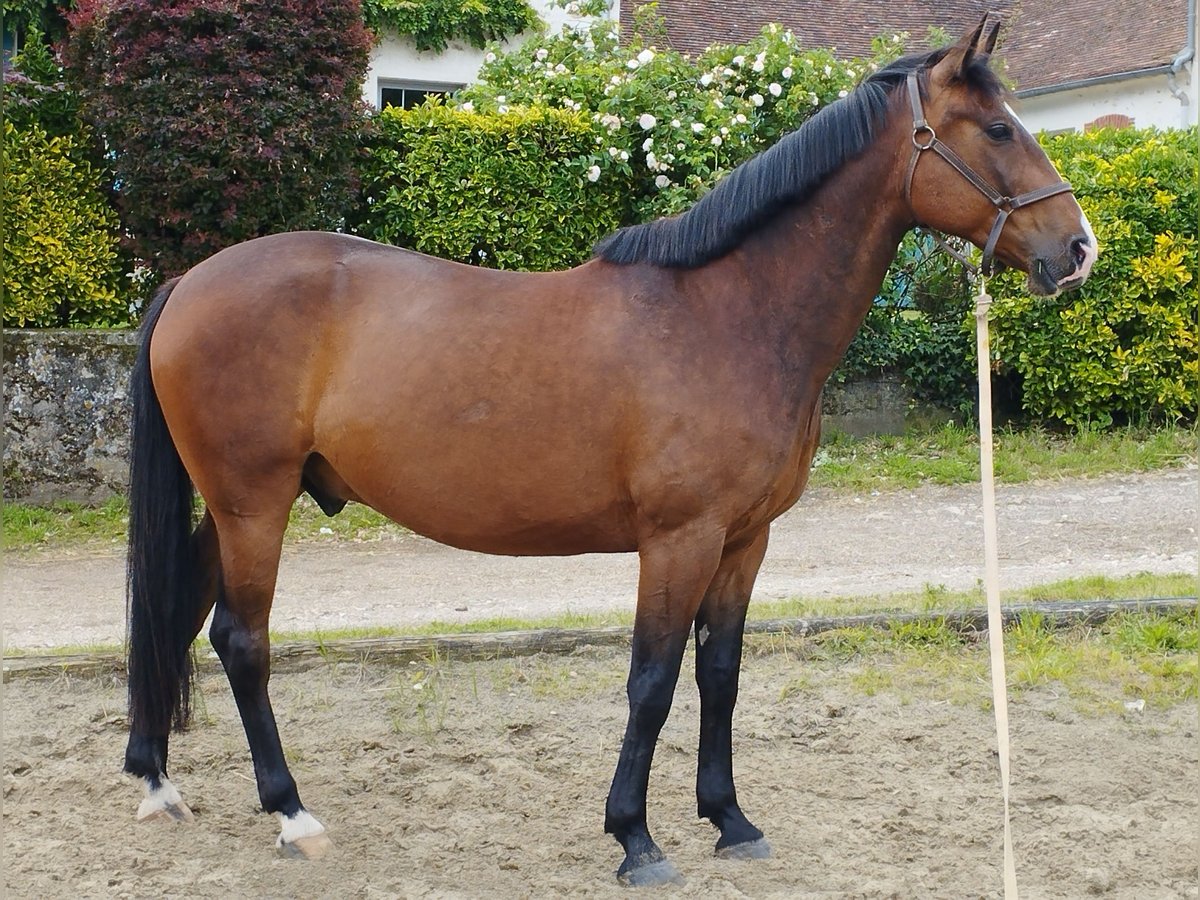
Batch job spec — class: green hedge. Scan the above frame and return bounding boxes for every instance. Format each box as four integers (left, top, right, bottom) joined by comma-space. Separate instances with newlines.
2, 120, 127, 327
355, 103, 630, 271
989, 128, 1198, 426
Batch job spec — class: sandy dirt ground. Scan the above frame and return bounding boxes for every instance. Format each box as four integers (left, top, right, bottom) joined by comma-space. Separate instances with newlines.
5, 468, 1197, 649
3, 470, 1197, 897
4, 643, 1197, 899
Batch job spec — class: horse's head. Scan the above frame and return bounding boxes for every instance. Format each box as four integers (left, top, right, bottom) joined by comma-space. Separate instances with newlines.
903, 19, 1097, 295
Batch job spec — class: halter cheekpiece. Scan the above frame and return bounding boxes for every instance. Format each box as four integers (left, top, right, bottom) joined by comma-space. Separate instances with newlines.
903, 71, 1074, 275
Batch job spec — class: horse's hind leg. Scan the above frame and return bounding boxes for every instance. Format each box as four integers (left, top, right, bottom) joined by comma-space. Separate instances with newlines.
206, 496, 331, 858
128, 510, 222, 824
605, 522, 725, 886
694, 527, 771, 860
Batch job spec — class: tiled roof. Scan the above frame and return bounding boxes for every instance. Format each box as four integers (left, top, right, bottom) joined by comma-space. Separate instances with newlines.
1002, 0, 1187, 90
624, 0, 1190, 91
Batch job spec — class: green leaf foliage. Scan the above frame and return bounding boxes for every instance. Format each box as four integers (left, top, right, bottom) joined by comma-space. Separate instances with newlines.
2, 120, 126, 327
2, 29, 85, 141
988, 128, 1198, 426
355, 103, 628, 271
457, 15, 893, 224
362, 0, 540, 53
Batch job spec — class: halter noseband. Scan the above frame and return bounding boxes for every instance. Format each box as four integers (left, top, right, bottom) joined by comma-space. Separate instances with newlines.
903, 72, 1074, 275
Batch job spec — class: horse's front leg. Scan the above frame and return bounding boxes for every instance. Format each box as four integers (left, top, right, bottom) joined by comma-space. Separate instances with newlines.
695, 527, 771, 859
605, 522, 725, 886
208, 508, 331, 859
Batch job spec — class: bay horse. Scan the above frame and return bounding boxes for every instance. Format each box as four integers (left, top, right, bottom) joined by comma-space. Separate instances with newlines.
124, 20, 1096, 885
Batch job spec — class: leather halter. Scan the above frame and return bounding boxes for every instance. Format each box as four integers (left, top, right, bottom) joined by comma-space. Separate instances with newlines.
903, 72, 1074, 275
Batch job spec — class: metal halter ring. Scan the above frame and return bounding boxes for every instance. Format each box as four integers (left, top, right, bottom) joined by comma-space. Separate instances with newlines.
912, 124, 937, 150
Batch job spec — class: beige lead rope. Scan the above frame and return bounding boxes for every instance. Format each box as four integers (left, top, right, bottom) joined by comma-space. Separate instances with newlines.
973, 275, 1019, 899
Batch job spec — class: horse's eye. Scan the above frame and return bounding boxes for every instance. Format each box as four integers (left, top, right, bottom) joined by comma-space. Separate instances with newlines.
987, 123, 1014, 141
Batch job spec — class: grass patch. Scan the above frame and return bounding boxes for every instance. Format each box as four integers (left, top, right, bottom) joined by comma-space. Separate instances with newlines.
2, 496, 129, 549
4, 424, 1193, 552
751, 572, 1196, 621
809, 422, 1195, 493
775, 605, 1199, 714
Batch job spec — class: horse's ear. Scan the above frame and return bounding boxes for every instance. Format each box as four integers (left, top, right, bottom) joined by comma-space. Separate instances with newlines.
982, 20, 1002, 56
936, 15, 993, 81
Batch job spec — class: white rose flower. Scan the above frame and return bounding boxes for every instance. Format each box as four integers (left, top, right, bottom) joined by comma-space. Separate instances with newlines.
496, 95, 506, 103
484, 52, 496, 63
536, 48, 549, 61
712, 135, 723, 146
642, 137, 654, 151
823, 65, 832, 76
700, 73, 713, 86
586, 165, 601, 182
461, 101, 474, 112
750, 93, 764, 107
692, 122, 705, 132
645, 151, 658, 168
734, 114, 747, 124
768, 82, 782, 97
610, 75, 621, 85
731, 55, 744, 66
671, 118, 681, 127
838, 89, 848, 98
638, 113, 657, 130
637, 48, 655, 64
782, 66, 793, 79
752, 60, 764, 72
655, 174, 671, 188
619, 150, 629, 162
626, 59, 639, 69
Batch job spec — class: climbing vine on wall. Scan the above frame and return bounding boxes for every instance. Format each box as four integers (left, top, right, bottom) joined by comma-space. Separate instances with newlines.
361, 0, 540, 53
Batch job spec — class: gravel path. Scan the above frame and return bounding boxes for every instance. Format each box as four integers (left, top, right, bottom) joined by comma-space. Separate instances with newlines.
5, 468, 1196, 649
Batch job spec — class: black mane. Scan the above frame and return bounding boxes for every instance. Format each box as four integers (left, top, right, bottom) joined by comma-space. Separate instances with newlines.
593, 48, 1004, 268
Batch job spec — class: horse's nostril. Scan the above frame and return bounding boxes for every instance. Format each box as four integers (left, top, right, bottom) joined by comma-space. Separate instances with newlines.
1070, 237, 1089, 268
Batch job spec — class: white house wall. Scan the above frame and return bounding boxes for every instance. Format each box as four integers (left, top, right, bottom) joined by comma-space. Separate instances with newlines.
363, 1, 618, 108
1013, 67, 1198, 133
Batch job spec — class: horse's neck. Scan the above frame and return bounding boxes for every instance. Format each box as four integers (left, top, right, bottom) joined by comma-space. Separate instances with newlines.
726, 140, 913, 392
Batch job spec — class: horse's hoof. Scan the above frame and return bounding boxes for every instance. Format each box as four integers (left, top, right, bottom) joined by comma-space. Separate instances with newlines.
715, 837, 771, 861
137, 800, 195, 824
617, 858, 686, 887
136, 777, 194, 824
277, 832, 333, 860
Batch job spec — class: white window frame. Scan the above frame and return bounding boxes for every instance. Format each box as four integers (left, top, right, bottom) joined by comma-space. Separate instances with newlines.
377, 79, 464, 111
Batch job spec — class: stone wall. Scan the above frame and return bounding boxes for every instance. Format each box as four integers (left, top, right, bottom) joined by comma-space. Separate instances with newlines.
4, 330, 138, 504
2, 331, 926, 504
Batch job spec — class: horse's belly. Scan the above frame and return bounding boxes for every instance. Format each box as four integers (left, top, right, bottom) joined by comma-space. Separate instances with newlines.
322, 451, 637, 556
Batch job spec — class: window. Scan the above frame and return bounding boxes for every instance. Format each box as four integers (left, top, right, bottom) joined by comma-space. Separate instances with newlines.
378, 80, 463, 111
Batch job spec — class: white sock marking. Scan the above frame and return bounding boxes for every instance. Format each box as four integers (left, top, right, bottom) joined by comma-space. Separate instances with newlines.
277, 809, 326, 847
137, 776, 184, 819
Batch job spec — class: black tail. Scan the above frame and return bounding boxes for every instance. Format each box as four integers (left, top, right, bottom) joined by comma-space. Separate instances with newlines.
127, 277, 199, 735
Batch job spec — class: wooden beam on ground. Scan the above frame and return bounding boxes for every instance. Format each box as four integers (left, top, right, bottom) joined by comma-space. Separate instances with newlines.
3, 596, 1194, 681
